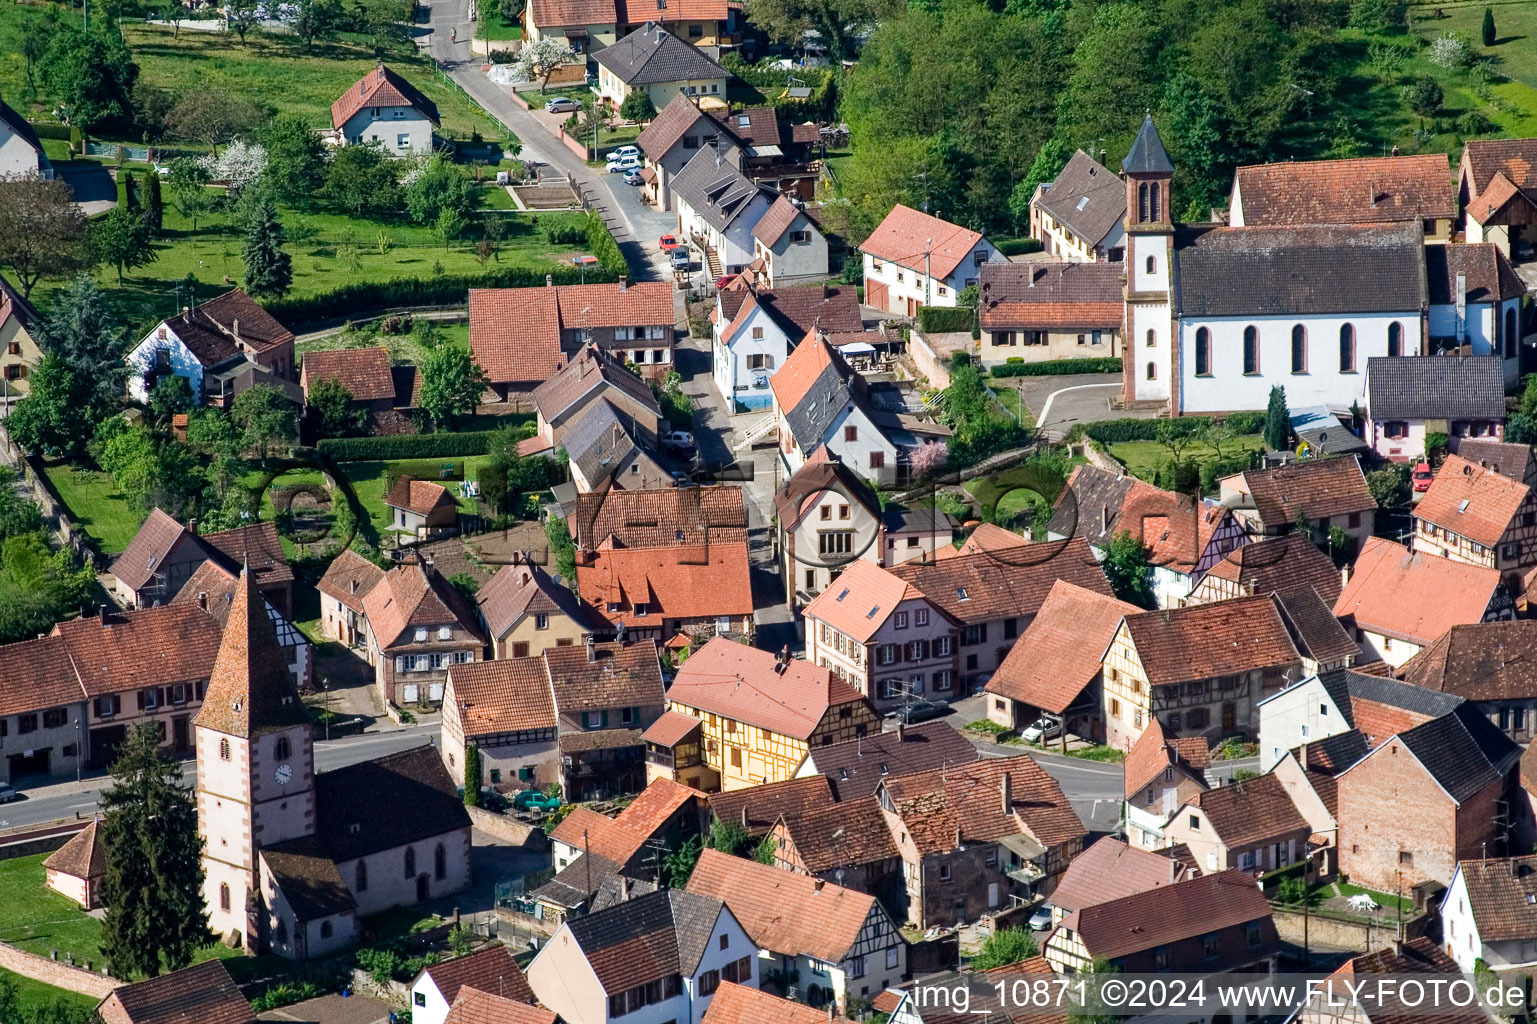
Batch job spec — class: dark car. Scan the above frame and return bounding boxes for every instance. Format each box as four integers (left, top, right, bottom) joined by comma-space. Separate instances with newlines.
887, 698, 949, 724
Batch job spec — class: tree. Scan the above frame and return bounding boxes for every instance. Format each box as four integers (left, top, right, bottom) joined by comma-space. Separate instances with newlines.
148, 374, 194, 426
92, 207, 155, 283
202, 140, 268, 196
324, 144, 401, 217
242, 199, 293, 298
1154, 420, 1197, 464
1483, 5, 1496, 45
752, 834, 777, 865
124, 173, 139, 213
436, 207, 466, 250
1403, 74, 1444, 118
92, 419, 162, 512
293, 0, 344, 49
499, 0, 525, 23
99, 723, 210, 978
1263, 385, 1290, 451
230, 383, 297, 459
0, 176, 90, 297
39, 28, 139, 131
1507, 413, 1537, 445
404, 153, 480, 225
262, 114, 328, 201
1102, 530, 1153, 608
708, 818, 751, 856
164, 89, 265, 152
1068, 957, 1121, 1024
33, 275, 126, 426
307, 377, 368, 438
419, 344, 490, 430
662, 834, 702, 887
167, 158, 216, 233
511, 36, 577, 90
4, 357, 83, 456
142, 170, 164, 233
745, 0, 903, 58
19, 21, 50, 97
970, 928, 1039, 970
1366, 465, 1409, 510
225, 0, 263, 43
620, 92, 656, 121
462, 744, 482, 805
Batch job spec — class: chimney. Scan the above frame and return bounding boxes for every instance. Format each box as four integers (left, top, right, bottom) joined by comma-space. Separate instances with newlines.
813, 877, 825, 892
99, 603, 111, 625
231, 317, 240, 342
545, 274, 554, 287
197, 591, 208, 611
1170, 855, 1179, 882
823, 282, 833, 299
1341, 564, 1351, 589
896, 720, 906, 741
586, 636, 596, 663
954, 826, 963, 849
1101, 503, 1109, 534
618, 276, 628, 292
1300, 742, 1309, 768
1001, 770, 1012, 813
187, 518, 197, 537
741, 805, 748, 828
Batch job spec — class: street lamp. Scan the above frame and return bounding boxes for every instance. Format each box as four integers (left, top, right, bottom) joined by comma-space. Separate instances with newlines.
321, 677, 331, 741
73, 717, 81, 784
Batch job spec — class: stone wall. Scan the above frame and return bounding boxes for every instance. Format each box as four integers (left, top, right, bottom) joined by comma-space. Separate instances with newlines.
0, 942, 120, 999
1270, 906, 1433, 953
466, 805, 548, 849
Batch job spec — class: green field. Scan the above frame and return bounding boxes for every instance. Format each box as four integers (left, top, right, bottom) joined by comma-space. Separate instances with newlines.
40, 461, 142, 553
1109, 435, 1264, 482
0, 968, 99, 1017
339, 455, 491, 542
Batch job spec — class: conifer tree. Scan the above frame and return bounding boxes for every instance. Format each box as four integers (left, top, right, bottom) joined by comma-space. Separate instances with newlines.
142, 170, 163, 233
241, 198, 292, 298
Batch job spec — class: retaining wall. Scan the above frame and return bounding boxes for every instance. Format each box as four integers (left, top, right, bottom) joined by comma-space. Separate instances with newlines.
0, 942, 120, 999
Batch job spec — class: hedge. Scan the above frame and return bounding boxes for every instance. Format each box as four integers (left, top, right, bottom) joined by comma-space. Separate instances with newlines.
318, 431, 501, 461
585, 211, 630, 277
266, 264, 616, 326
29, 121, 73, 141
918, 306, 975, 334
990, 358, 1122, 378
1081, 410, 1265, 444
994, 237, 1043, 257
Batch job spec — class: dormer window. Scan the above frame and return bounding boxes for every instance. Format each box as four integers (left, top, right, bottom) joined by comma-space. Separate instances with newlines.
415, 627, 428, 642
437, 626, 452, 640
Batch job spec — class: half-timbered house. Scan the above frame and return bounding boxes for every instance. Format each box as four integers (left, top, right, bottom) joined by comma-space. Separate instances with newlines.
1413, 453, 1537, 597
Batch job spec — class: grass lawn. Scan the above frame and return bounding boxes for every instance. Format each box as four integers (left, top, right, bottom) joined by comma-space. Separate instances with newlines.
362, 906, 443, 941
0, 855, 104, 964
478, 17, 523, 40
40, 461, 142, 553
992, 387, 1035, 429
1108, 435, 1264, 482
0, 968, 99, 1017
963, 459, 1075, 518
1412, 2, 1537, 91
339, 455, 491, 541
1332, 880, 1415, 914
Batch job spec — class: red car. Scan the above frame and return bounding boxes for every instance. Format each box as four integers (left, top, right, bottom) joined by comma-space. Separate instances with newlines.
1412, 462, 1433, 492
716, 274, 737, 289
659, 234, 683, 252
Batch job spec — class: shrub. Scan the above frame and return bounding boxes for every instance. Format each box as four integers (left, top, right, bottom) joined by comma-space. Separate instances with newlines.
585, 211, 630, 277
1200, 453, 1255, 493
318, 431, 501, 460
990, 358, 1122, 378
917, 306, 975, 334
251, 982, 324, 1012
1428, 32, 1474, 70
993, 237, 1043, 257
265, 264, 616, 326
619, 92, 657, 121
378, 313, 415, 335
1225, 410, 1266, 435
540, 215, 587, 245
1457, 110, 1496, 136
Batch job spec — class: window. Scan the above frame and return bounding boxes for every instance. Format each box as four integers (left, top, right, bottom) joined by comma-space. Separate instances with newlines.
512, 642, 530, 658
1399, 850, 1413, 866
730, 747, 742, 768
1340, 323, 1356, 371
747, 352, 771, 369
719, 933, 730, 951
1195, 327, 1211, 376
321, 920, 333, 939
689, 22, 702, 34
1146, 255, 1156, 275
397, 133, 410, 148
275, 737, 290, 760
94, 695, 120, 718
933, 670, 953, 691
435, 843, 447, 880
820, 505, 832, 521
698, 970, 721, 995
1146, 361, 1156, 381
219, 883, 230, 911
894, 611, 909, 630
356, 860, 368, 891
414, 993, 427, 1008
1146, 329, 1156, 348
404, 847, 416, 878
1243, 326, 1260, 374
887, 947, 900, 969
938, 862, 951, 881
914, 608, 928, 626
634, 603, 650, 617
1388, 321, 1403, 358
220, 738, 231, 761
869, 451, 885, 469
907, 640, 928, 661
1246, 923, 1262, 946
839, 504, 850, 520
42, 708, 65, 728
683, 135, 699, 149
1291, 324, 1307, 373
1385, 421, 1408, 440
1189, 814, 1200, 830
845, 425, 858, 442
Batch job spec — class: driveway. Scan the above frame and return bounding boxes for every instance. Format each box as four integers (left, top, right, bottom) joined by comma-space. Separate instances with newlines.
57, 164, 117, 216
999, 372, 1157, 438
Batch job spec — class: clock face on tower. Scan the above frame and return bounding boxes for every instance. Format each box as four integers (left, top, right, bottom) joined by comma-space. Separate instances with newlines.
275, 764, 292, 785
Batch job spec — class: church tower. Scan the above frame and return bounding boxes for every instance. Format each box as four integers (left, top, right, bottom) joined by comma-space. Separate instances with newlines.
1121, 114, 1177, 410
194, 565, 317, 950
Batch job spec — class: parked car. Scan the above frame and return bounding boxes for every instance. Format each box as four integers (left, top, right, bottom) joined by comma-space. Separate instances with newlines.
1021, 715, 1063, 744
610, 145, 640, 159
1412, 461, 1433, 492
623, 169, 645, 186
660, 430, 696, 449
1028, 903, 1054, 930
716, 274, 737, 289
670, 248, 691, 270
659, 234, 684, 252
512, 789, 562, 812
545, 96, 583, 113
0, 782, 17, 804
606, 153, 642, 173
887, 698, 949, 724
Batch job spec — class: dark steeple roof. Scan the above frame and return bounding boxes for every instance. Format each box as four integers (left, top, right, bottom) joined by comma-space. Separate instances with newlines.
195, 564, 311, 738
1122, 115, 1174, 176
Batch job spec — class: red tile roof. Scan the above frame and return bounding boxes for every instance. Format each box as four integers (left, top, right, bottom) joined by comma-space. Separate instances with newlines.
331, 64, 440, 129
300, 346, 396, 402
686, 848, 881, 964
444, 989, 555, 1024
1234, 456, 1377, 529
1123, 717, 1212, 798
531, 342, 661, 424
192, 567, 311, 738
861, 204, 985, 280
0, 636, 84, 717
574, 485, 748, 550
423, 947, 537, 1006
881, 754, 1085, 855
889, 537, 1114, 626
362, 561, 484, 651
55, 604, 224, 698
477, 562, 591, 640
1462, 138, 1537, 198
752, 195, 803, 247
1415, 453, 1530, 547
703, 982, 852, 1024
1234, 155, 1455, 225
667, 637, 866, 740
1123, 596, 1301, 688
545, 639, 665, 713
109, 507, 196, 592
527, 0, 616, 29
1183, 773, 1310, 849
1200, 533, 1344, 605
776, 796, 898, 871
1060, 869, 1273, 961
987, 581, 1139, 714
640, 709, 703, 747
707, 776, 835, 835
549, 778, 703, 864
99, 960, 255, 1024
1467, 171, 1526, 224
768, 327, 836, 413
448, 658, 557, 736
469, 288, 566, 386
1400, 621, 1537, 701
1454, 856, 1537, 942
1049, 837, 1187, 914
385, 475, 458, 518
1333, 537, 1501, 645
577, 544, 753, 629
316, 548, 386, 614
951, 522, 1028, 557
43, 819, 105, 880
801, 558, 927, 644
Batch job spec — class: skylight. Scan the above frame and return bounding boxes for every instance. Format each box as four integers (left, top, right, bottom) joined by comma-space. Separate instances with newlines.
836, 588, 850, 601
1076, 196, 1089, 211
957, 587, 969, 601
1459, 499, 1471, 513
866, 606, 879, 619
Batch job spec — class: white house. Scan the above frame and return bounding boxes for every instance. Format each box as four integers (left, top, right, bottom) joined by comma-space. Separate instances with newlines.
1256, 674, 1353, 773
330, 64, 440, 156
1444, 856, 1537, 973
125, 290, 295, 406
1424, 244, 1526, 387
524, 887, 758, 1024
671, 147, 773, 278
592, 23, 730, 113
0, 101, 52, 178
771, 331, 899, 488
408, 947, 538, 1024
751, 196, 828, 287
711, 289, 792, 410
861, 204, 1003, 317
1362, 355, 1506, 462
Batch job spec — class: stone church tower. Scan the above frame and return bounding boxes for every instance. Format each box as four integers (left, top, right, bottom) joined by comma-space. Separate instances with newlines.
1121, 114, 1177, 409
194, 564, 317, 951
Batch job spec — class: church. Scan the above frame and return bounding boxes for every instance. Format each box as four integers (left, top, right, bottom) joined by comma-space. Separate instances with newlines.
1113, 117, 1525, 415
195, 564, 472, 961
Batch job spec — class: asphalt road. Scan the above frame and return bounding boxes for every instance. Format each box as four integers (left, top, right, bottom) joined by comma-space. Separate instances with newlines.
1003, 373, 1159, 438
0, 727, 438, 832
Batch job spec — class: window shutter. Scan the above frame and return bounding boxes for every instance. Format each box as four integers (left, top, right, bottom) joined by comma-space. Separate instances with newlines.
601, 709, 610, 728
136, 690, 146, 711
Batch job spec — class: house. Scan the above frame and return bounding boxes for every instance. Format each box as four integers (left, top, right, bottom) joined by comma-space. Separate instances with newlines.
445, 991, 556, 1024
1185, 533, 1345, 609
1043, 869, 1279, 975
1029, 149, 1125, 262
1400, 620, 1537, 743
1048, 837, 1190, 928
1444, 855, 1537, 972
711, 283, 860, 412
548, 639, 667, 800
0, 98, 52, 179
703, 983, 856, 1024
706, 774, 835, 837
1458, 137, 1537, 261
976, 262, 1122, 367
882, 506, 962, 566
125, 290, 295, 406
1457, 438, 1537, 485
794, 719, 978, 800
802, 558, 961, 712
775, 454, 885, 607
300, 346, 400, 419
861, 205, 1004, 317
330, 64, 439, 155
523, 887, 759, 1024
1218, 456, 1377, 554
171, 559, 313, 688
548, 777, 706, 876
1411, 453, 1537, 594
671, 147, 775, 278
1160, 773, 1312, 876
361, 559, 486, 708
1122, 718, 1211, 850
1228, 153, 1457, 240
316, 548, 386, 650
1364, 356, 1506, 462
441, 658, 559, 792
1340, 668, 1465, 747
768, 796, 903, 907
468, 288, 568, 404
95, 960, 254, 1024
478, 561, 592, 660
889, 538, 1115, 688
571, 483, 746, 551
0, 273, 43, 398
1256, 672, 1356, 773
1269, 732, 1366, 878
43, 819, 105, 909
638, 97, 811, 213
1296, 939, 1483, 1024
986, 580, 1140, 739
594, 23, 730, 113
409, 947, 537, 1024
529, 849, 660, 925
655, 636, 880, 791
529, 343, 665, 458
1291, 404, 1372, 459
385, 475, 460, 542
751, 196, 828, 287
1424, 244, 1526, 384
686, 848, 907, 1012
1103, 595, 1305, 751
563, 399, 673, 493
110, 511, 296, 614
876, 754, 1086, 928
1334, 537, 1513, 668
1339, 700, 1521, 891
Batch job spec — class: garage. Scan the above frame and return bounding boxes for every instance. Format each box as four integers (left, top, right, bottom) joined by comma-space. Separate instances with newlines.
7, 748, 52, 779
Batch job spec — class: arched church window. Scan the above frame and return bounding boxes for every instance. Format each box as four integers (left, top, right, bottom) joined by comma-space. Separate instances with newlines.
1291, 325, 1307, 374
356, 860, 368, 892
404, 847, 416, 879
1146, 362, 1156, 381
1243, 326, 1260, 375
1195, 328, 1211, 377
1339, 324, 1356, 372
219, 883, 230, 911
435, 843, 447, 881
274, 737, 290, 761
1388, 321, 1403, 358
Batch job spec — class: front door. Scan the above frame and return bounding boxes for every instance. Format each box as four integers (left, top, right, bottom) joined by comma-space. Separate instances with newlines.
987, 882, 999, 908
1221, 702, 1236, 732
416, 875, 429, 903
172, 715, 190, 753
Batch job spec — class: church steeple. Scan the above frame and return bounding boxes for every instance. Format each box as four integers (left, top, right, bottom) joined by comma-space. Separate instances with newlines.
1123, 114, 1174, 232
1123, 114, 1174, 177
195, 564, 310, 738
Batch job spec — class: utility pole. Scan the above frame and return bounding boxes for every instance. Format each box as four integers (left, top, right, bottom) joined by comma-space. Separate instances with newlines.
924, 239, 932, 310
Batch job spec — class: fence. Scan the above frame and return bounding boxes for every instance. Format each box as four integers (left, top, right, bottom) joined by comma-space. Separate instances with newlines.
82, 142, 199, 164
